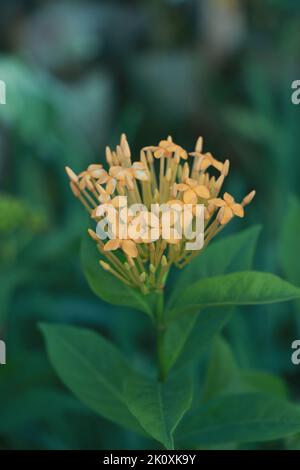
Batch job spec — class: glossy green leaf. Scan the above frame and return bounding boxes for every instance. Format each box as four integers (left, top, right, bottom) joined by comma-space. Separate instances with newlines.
124, 372, 193, 449
168, 271, 300, 320
160, 309, 233, 377
81, 233, 153, 316
168, 225, 261, 307
40, 324, 144, 435
176, 394, 300, 447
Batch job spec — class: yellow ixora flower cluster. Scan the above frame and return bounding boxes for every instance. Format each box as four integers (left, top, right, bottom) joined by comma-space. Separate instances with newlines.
65, 134, 255, 293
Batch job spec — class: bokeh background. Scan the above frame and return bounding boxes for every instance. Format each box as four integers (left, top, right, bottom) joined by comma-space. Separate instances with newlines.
1, 0, 300, 450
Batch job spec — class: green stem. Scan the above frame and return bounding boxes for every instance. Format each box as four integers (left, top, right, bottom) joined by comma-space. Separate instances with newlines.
155, 291, 167, 382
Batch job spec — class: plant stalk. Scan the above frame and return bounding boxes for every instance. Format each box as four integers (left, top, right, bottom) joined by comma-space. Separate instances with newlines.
155, 291, 167, 382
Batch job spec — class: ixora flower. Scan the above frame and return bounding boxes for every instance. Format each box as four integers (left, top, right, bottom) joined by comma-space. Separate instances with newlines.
65, 134, 255, 293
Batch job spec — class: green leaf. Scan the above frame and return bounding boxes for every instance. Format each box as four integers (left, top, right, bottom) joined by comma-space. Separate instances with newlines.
279, 196, 300, 286
202, 337, 288, 402
202, 337, 239, 402
160, 309, 233, 377
40, 323, 144, 435
239, 370, 288, 399
162, 227, 261, 376
81, 233, 153, 316
167, 271, 300, 320
124, 372, 193, 449
169, 225, 261, 307
176, 394, 300, 447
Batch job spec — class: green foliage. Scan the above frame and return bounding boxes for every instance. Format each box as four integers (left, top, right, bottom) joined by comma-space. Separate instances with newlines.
176, 394, 300, 447
41, 221, 300, 449
40, 323, 193, 449
167, 271, 300, 320
169, 225, 262, 302
40, 324, 144, 435
161, 226, 261, 376
203, 337, 288, 402
124, 372, 193, 449
279, 196, 300, 286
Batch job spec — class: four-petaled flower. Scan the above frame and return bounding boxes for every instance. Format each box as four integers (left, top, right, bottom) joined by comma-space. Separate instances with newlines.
144, 140, 188, 160
109, 162, 148, 186
210, 192, 244, 225
190, 151, 224, 172
175, 178, 210, 204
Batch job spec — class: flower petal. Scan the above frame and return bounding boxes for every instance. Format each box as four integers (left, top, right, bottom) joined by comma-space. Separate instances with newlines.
183, 189, 197, 204
158, 140, 170, 148
154, 149, 164, 158
104, 239, 120, 251
179, 149, 188, 159
90, 169, 107, 179
199, 159, 211, 171
231, 203, 244, 217
122, 240, 138, 258
97, 173, 109, 184
224, 192, 234, 204
186, 178, 197, 188
106, 178, 117, 195
109, 166, 123, 178
210, 198, 226, 207
176, 183, 189, 192
194, 185, 210, 199
88, 164, 103, 171
220, 206, 233, 225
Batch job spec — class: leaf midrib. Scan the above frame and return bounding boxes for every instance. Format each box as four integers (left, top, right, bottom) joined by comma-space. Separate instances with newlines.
156, 383, 172, 449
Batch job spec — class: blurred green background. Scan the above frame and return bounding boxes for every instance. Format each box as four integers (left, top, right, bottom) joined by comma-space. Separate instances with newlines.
1, 0, 300, 450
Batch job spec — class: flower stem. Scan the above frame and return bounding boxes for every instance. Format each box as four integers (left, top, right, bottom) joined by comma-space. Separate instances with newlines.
155, 291, 167, 382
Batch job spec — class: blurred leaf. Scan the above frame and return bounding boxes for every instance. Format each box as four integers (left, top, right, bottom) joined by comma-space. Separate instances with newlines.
81, 233, 153, 316
0, 389, 81, 434
40, 324, 144, 435
0, 267, 31, 326
279, 196, 300, 286
124, 372, 193, 449
176, 394, 300, 447
239, 370, 288, 399
224, 107, 277, 144
167, 271, 300, 320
